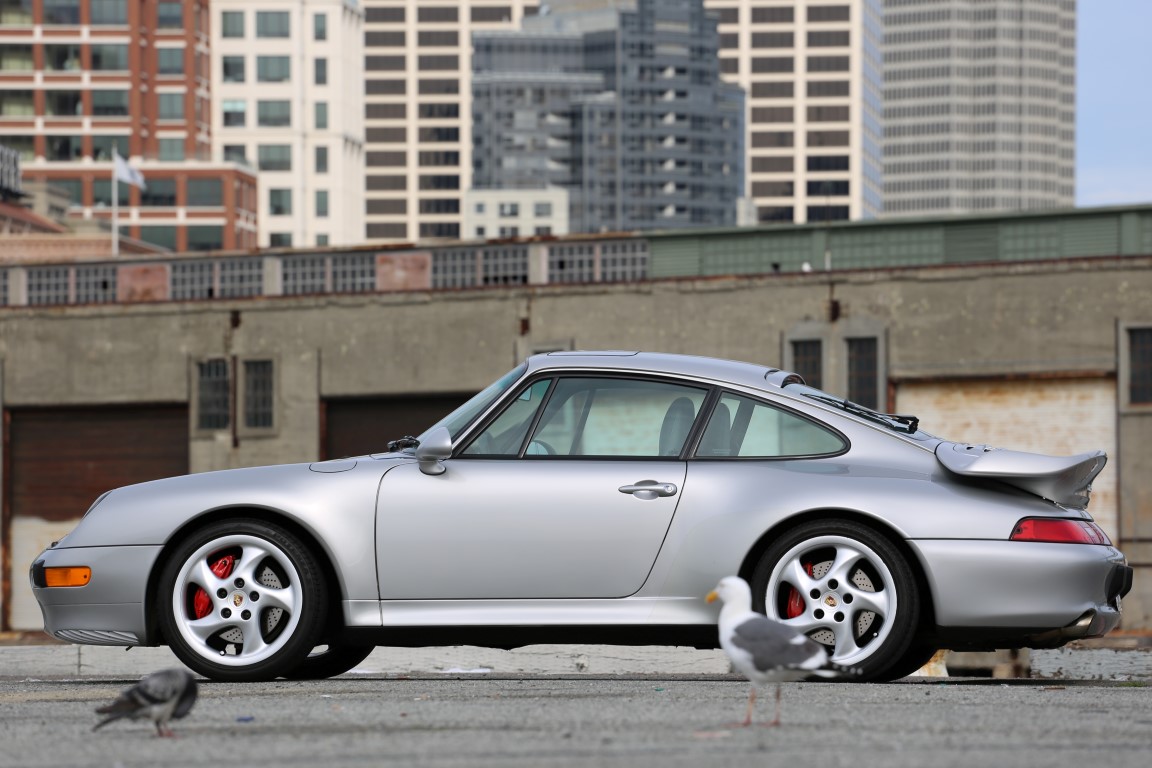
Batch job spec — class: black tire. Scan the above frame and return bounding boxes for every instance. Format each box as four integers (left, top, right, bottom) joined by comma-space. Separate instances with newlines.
284, 643, 376, 680
750, 518, 921, 682
157, 518, 329, 682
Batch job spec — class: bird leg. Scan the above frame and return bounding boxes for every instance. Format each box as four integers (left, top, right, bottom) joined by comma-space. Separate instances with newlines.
766, 683, 782, 727
742, 685, 757, 727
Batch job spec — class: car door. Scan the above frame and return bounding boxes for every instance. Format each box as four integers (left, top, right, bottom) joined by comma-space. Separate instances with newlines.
375, 375, 709, 599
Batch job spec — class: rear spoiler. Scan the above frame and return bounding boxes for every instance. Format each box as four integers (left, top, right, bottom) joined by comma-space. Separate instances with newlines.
935, 442, 1107, 510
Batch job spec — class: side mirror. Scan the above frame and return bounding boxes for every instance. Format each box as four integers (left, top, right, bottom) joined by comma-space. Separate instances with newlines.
415, 426, 452, 476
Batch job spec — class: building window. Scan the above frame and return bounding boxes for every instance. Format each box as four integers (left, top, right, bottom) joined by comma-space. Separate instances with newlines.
27, 266, 70, 306
92, 179, 129, 206
257, 100, 291, 127
223, 56, 245, 83
283, 255, 326, 294
76, 265, 117, 304
221, 10, 244, 38
333, 254, 376, 292
157, 1, 182, 29
139, 225, 176, 250
197, 359, 231, 430
808, 5, 851, 22
91, 90, 129, 116
188, 178, 222, 206
315, 58, 328, 85
316, 234, 329, 246
256, 11, 290, 38
534, 202, 552, 217
847, 337, 879, 409
498, 202, 519, 217
141, 179, 176, 207
46, 90, 82, 116
808, 180, 850, 196
172, 261, 214, 299
315, 146, 328, 173
158, 138, 185, 161
258, 144, 291, 171
791, 340, 823, 390
218, 259, 262, 295
243, 360, 275, 429
1130, 328, 1152, 405
315, 101, 328, 130
269, 233, 293, 247
1, 1, 32, 24
808, 155, 850, 172
224, 144, 248, 165
269, 189, 292, 215
90, 0, 126, 25
222, 99, 246, 127
187, 226, 225, 252
157, 48, 184, 75
42, 0, 80, 25
313, 12, 327, 40
315, 189, 329, 217
257, 56, 290, 82
91, 44, 128, 70
158, 93, 185, 120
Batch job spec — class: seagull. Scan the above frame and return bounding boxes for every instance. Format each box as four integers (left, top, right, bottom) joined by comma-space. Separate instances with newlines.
707, 576, 854, 727
93, 668, 198, 738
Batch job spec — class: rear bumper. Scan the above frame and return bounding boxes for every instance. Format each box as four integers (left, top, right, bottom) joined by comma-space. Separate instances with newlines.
29, 544, 162, 646
909, 539, 1130, 646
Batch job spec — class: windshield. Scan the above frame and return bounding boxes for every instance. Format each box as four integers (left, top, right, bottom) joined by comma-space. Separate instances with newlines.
418, 362, 528, 443
783, 381, 930, 437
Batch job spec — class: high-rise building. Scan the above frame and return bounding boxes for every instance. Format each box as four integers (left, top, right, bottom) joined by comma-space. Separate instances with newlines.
470, 0, 745, 234
212, 0, 365, 248
882, 0, 1076, 216
361, 0, 537, 242
0, 0, 258, 252
706, 0, 884, 224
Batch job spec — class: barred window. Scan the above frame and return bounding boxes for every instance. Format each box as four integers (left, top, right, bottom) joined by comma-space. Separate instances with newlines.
481, 247, 528, 285
432, 249, 479, 289
27, 266, 70, 306
332, 254, 376, 293
791, 340, 823, 390
847, 338, 879, 409
219, 259, 263, 298
600, 241, 648, 283
283, 255, 328, 295
76, 265, 117, 304
244, 360, 275, 429
197, 359, 230, 430
1130, 328, 1152, 405
549, 244, 595, 284
171, 261, 214, 300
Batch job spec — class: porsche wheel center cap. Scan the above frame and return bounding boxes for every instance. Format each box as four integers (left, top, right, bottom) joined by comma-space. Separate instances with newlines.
823, 594, 838, 608
232, 593, 245, 608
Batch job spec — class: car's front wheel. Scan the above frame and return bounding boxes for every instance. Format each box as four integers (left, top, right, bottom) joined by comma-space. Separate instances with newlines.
750, 518, 921, 682
157, 518, 328, 682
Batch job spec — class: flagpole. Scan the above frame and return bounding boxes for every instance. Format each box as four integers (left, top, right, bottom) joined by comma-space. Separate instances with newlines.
111, 157, 119, 257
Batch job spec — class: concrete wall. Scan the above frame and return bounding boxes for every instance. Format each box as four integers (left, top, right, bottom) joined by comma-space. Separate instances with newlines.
3, 255, 1151, 630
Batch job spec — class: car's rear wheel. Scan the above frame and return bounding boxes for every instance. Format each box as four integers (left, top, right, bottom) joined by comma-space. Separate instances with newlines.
158, 519, 328, 682
750, 518, 920, 682
284, 643, 376, 680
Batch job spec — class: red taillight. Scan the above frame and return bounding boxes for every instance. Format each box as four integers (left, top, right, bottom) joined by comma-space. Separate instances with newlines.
1010, 518, 1111, 546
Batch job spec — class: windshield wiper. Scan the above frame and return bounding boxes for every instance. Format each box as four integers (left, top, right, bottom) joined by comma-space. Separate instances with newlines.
802, 393, 919, 434
386, 435, 420, 452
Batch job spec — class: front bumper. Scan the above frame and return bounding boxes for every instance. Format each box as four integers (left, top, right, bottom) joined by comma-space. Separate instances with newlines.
909, 538, 1130, 646
29, 544, 163, 646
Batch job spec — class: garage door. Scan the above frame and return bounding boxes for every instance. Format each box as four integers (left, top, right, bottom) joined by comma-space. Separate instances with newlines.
894, 378, 1118, 540
323, 394, 472, 460
4, 404, 188, 630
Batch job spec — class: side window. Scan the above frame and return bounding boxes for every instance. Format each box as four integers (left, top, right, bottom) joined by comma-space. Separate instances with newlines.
462, 379, 552, 456
699, 393, 845, 458
530, 378, 707, 457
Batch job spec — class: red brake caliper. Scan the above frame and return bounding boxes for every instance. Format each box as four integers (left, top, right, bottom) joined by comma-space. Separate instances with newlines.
785, 561, 814, 619
192, 554, 236, 619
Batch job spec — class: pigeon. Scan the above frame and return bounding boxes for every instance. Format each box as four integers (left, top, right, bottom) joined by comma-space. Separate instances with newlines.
93, 668, 198, 737
707, 576, 855, 727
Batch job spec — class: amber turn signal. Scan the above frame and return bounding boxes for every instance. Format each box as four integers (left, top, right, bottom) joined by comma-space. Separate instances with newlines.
44, 567, 91, 587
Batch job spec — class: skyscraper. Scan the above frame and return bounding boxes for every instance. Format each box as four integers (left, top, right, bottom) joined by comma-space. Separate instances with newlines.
882, 0, 1076, 215
471, 0, 745, 234
212, 0, 365, 248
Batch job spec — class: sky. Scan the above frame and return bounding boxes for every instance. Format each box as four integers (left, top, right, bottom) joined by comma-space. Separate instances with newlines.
1076, 0, 1152, 207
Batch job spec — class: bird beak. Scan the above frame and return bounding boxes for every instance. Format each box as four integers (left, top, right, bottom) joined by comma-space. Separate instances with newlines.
705, 590, 718, 604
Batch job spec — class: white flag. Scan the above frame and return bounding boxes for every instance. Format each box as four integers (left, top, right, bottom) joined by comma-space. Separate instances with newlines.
113, 150, 146, 190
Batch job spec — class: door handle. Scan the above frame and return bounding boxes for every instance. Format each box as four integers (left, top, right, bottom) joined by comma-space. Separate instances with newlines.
618, 480, 678, 499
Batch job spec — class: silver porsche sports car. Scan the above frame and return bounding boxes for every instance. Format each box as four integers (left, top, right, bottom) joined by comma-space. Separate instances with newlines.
30, 352, 1131, 682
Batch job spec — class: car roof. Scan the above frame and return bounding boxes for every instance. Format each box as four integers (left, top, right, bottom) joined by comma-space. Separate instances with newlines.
524, 350, 796, 393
